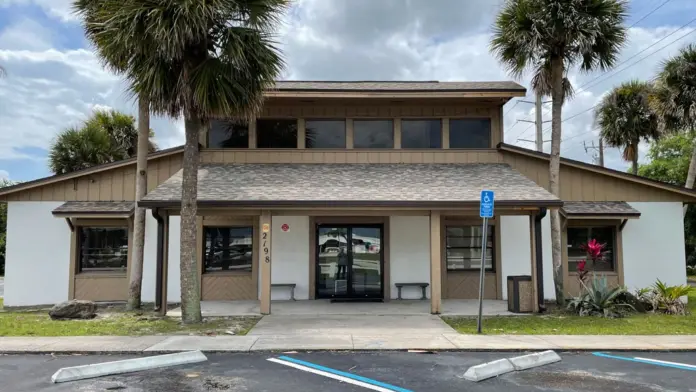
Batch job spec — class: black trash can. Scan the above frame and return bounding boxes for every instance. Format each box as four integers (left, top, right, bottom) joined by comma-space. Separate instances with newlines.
507, 275, 533, 313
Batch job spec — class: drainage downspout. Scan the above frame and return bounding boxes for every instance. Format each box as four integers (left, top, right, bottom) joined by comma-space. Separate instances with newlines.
535, 207, 547, 313
152, 208, 164, 312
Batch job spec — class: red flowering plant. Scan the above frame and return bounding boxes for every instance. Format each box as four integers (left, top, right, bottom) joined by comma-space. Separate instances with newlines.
577, 239, 608, 285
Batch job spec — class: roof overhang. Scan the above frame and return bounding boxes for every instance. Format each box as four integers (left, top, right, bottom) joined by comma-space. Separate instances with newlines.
264, 90, 526, 99
52, 201, 135, 219
139, 199, 563, 209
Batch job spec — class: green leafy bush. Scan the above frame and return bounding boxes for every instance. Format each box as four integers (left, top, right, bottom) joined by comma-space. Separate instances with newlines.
635, 280, 693, 315
567, 274, 633, 318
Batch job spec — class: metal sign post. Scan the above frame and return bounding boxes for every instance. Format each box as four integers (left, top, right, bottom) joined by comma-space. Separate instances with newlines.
478, 190, 495, 334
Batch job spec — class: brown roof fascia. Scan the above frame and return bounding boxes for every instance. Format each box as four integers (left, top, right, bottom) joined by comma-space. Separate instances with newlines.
264, 91, 526, 99
0, 145, 184, 197
498, 143, 696, 200
139, 199, 563, 209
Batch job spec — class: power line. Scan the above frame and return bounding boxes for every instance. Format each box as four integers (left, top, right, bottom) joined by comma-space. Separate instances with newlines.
575, 15, 696, 93
503, 99, 520, 116
545, 23, 696, 149
628, 0, 672, 29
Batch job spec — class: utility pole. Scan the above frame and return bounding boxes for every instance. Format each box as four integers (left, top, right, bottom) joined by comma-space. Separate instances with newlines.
516, 93, 551, 152
583, 139, 605, 167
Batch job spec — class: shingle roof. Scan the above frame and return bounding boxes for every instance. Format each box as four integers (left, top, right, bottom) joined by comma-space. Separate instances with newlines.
273, 81, 526, 92
562, 201, 640, 217
141, 163, 561, 208
52, 201, 135, 216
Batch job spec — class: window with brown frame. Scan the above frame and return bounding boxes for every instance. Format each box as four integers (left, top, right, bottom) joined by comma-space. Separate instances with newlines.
203, 227, 253, 273
449, 118, 491, 148
77, 227, 128, 273
567, 226, 616, 272
445, 225, 494, 271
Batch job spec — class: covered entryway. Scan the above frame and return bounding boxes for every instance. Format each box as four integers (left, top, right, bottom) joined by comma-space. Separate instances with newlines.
316, 224, 384, 300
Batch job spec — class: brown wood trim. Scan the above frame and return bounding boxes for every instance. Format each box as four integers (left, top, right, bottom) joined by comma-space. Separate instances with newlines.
297, 118, 306, 149
274, 210, 429, 216
259, 210, 272, 314
383, 216, 391, 301
75, 273, 128, 279
203, 271, 253, 276
73, 218, 130, 227
126, 217, 133, 287
616, 226, 625, 286
314, 216, 387, 225
346, 119, 354, 149
442, 118, 450, 149
566, 215, 640, 220
264, 91, 526, 99
249, 118, 257, 148
196, 217, 203, 294
430, 210, 442, 314
252, 218, 259, 300
393, 118, 402, 149
308, 216, 316, 299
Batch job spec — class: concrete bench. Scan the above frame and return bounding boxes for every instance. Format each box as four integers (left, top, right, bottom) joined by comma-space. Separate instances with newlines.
271, 283, 297, 301
395, 282, 429, 300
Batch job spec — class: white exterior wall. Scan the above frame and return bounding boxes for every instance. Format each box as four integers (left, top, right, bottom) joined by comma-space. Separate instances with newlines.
142, 214, 182, 303
623, 202, 686, 291
499, 215, 532, 300
5, 202, 71, 306
268, 216, 310, 300
389, 216, 430, 299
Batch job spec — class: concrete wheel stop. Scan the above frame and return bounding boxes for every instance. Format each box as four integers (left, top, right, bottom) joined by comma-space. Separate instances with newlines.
463, 350, 562, 382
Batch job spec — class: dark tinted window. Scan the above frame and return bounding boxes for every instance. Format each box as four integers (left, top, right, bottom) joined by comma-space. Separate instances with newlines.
402, 120, 442, 148
567, 226, 615, 272
203, 227, 253, 273
445, 226, 494, 271
208, 120, 249, 148
354, 120, 393, 148
78, 227, 128, 272
450, 119, 491, 148
257, 119, 298, 148
306, 120, 346, 148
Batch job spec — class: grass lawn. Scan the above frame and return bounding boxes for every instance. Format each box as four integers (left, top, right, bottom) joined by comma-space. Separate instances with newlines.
0, 298, 260, 337
442, 292, 696, 335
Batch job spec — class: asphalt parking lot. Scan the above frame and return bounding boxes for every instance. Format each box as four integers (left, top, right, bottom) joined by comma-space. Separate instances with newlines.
0, 350, 694, 391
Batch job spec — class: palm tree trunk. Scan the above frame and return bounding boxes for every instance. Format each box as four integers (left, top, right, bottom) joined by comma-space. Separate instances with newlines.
127, 97, 149, 310
180, 115, 202, 324
684, 131, 696, 216
631, 140, 639, 175
549, 56, 565, 305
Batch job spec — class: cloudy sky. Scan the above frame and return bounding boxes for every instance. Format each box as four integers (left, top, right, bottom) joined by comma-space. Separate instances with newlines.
0, 0, 695, 182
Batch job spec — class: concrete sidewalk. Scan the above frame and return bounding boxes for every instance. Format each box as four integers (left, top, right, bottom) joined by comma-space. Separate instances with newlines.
1, 334, 696, 353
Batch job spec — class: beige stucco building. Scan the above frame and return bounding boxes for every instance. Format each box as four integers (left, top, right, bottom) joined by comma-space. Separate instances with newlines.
2, 81, 694, 315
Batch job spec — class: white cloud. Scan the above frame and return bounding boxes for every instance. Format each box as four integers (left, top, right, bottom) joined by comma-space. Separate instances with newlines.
0, 17, 55, 51
0, 170, 9, 180
0, 0, 76, 22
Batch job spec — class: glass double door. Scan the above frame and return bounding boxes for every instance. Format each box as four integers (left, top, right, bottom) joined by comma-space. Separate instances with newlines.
316, 225, 383, 299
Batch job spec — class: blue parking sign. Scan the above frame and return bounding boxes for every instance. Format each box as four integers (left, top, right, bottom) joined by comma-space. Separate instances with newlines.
480, 190, 494, 218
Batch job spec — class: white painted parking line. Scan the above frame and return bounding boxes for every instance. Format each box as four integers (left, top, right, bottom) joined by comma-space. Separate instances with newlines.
268, 356, 412, 392
593, 352, 696, 372
634, 357, 696, 370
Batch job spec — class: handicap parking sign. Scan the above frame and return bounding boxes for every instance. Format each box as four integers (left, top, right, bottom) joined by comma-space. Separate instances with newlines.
480, 190, 494, 218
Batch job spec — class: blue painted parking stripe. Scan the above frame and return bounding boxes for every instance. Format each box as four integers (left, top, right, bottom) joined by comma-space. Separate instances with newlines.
277, 356, 413, 392
592, 352, 696, 371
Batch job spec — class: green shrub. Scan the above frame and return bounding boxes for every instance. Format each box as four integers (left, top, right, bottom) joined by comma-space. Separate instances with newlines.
567, 274, 633, 318
635, 280, 694, 315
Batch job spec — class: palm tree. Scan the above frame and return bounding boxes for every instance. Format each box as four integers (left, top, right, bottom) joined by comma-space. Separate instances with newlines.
49, 125, 120, 174
596, 80, 660, 175
76, 0, 286, 323
48, 109, 155, 174
75, 0, 155, 311
491, 0, 628, 304
652, 44, 696, 216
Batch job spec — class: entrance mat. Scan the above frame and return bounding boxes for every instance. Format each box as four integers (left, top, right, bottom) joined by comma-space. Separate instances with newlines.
330, 298, 384, 303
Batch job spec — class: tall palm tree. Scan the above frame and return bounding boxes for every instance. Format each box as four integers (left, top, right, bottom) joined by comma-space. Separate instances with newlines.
491, 0, 628, 304
76, 0, 286, 323
75, 0, 157, 311
652, 44, 696, 216
596, 80, 660, 175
